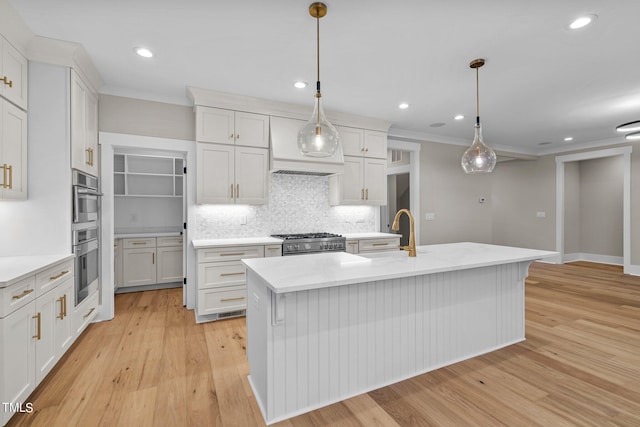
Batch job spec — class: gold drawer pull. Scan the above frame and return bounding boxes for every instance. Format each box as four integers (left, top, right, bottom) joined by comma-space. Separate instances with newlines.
132, 242, 148, 245
220, 272, 245, 277
220, 252, 244, 257
361, 188, 364, 200
230, 184, 234, 198
1, 76, 12, 87
33, 312, 41, 340
62, 294, 68, 318
83, 307, 96, 319
266, 246, 280, 250
366, 188, 369, 200
1, 163, 12, 189
348, 241, 357, 245
220, 296, 245, 302
372, 243, 389, 246
50, 270, 69, 281
12, 288, 34, 300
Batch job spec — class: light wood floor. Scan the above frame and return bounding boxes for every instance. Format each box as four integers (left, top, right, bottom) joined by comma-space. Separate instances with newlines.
8, 262, 640, 426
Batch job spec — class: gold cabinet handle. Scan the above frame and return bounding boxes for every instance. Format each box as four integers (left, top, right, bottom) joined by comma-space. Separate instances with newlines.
32, 312, 41, 340
266, 246, 280, 250
372, 242, 389, 246
366, 188, 369, 200
361, 188, 364, 200
220, 296, 245, 302
83, 307, 95, 319
152, 253, 155, 264
230, 183, 234, 198
86, 148, 91, 165
220, 252, 244, 257
132, 242, 147, 245
236, 184, 240, 199
220, 272, 245, 277
348, 241, 357, 245
63, 294, 68, 318
1, 76, 12, 87
57, 296, 65, 319
12, 288, 34, 300
365, 148, 369, 152
1, 164, 7, 188
7, 165, 12, 189
50, 270, 69, 281
1, 164, 12, 189
230, 133, 234, 139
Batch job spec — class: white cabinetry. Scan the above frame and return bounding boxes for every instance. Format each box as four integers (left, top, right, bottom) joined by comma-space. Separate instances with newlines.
337, 126, 387, 159
70, 70, 98, 176
196, 243, 281, 320
197, 143, 268, 204
196, 106, 269, 148
0, 99, 27, 200
114, 153, 183, 197
121, 236, 183, 287
0, 257, 77, 426
73, 288, 99, 337
0, 36, 28, 110
329, 157, 387, 205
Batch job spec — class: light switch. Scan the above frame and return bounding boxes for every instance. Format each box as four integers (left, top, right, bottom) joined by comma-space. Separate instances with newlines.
536, 211, 546, 218
425, 213, 435, 221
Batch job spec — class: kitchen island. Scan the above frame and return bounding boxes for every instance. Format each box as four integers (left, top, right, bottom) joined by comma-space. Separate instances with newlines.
243, 242, 556, 424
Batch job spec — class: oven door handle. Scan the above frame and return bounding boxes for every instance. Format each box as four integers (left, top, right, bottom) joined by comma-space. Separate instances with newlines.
76, 187, 103, 197
73, 186, 79, 223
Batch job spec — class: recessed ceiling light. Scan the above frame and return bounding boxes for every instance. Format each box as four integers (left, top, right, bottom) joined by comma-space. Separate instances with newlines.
134, 47, 153, 58
569, 15, 597, 30
616, 120, 640, 132
564, 137, 574, 141
294, 81, 308, 89
538, 141, 552, 146
625, 132, 640, 140
430, 122, 445, 128
454, 114, 464, 120
398, 103, 409, 109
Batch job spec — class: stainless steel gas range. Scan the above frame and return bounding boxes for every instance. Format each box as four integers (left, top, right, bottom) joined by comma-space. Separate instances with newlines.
270, 232, 346, 256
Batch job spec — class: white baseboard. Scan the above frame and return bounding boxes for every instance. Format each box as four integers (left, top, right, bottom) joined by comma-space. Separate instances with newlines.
626, 264, 640, 276
563, 252, 623, 266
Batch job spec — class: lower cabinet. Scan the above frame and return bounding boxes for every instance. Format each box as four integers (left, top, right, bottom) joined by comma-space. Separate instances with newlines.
0, 257, 82, 426
345, 236, 401, 254
73, 289, 99, 337
196, 243, 276, 320
121, 236, 183, 287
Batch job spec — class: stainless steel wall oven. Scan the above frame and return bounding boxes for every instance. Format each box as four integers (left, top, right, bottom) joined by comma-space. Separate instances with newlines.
72, 170, 101, 224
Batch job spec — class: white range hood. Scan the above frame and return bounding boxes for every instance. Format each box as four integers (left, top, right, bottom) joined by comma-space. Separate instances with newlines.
270, 116, 344, 176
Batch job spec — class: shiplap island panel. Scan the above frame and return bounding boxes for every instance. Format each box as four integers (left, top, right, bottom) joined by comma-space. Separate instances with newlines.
243, 242, 556, 424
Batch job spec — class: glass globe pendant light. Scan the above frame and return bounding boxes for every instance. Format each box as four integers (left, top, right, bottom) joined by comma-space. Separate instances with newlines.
461, 58, 497, 173
298, 2, 341, 158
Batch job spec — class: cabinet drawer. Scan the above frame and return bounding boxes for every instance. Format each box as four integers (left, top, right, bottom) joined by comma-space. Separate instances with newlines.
35, 259, 73, 297
123, 238, 156, 249
198, 261, 246, 289
157, 236, 183, 247
73, 289, 99, 337
264, 245, 282, 257
358, 238, 400, 253
0, 275, 36, 318
197, 245, 264, 263
346, 240, 359, 254
197, 286, 246, 315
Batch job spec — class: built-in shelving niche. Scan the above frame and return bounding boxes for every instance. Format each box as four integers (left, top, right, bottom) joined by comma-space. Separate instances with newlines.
114, 153, 183, 197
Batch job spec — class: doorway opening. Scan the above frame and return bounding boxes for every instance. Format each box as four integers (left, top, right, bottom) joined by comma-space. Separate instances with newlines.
555, 146, 631, 274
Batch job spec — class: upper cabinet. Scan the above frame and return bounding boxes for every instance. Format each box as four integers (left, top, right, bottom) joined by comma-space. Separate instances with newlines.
196, 106, 269, 148
0, 93, 27, 200
71, 71, 99, 177
337, 126, 387, 159
0, 36, 28, 111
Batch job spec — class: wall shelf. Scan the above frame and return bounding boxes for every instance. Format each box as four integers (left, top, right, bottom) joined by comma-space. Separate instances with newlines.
114, 153, 184, 197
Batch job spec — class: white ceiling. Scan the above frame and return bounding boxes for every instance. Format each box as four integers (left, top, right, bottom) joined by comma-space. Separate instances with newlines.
9, 0, 640, 155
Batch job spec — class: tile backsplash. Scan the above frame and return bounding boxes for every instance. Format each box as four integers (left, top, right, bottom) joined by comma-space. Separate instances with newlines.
194, 174, 377, 239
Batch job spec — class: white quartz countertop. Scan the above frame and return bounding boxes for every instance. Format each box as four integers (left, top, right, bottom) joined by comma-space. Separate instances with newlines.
242, 242, 557, 293
192, 236, 283, 249
342, 232, 400, 240
0, 253, 74, 288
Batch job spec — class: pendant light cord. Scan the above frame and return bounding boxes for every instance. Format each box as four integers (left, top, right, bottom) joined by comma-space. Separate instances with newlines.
316, 9, 321, 124
476, 66, 480, 126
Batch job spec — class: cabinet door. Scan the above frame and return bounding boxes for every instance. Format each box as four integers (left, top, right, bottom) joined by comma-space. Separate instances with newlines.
234, 112, 269, 148
123, 248, 157, 287
0, 302, 36, 426
341, 156, 365, 204
70, 72, 89, 172
363, 158, 387, 205
197, 143, 234, 204
1, 100, 27, 199
84, 90, 99, 176
73, 289, 99, 337
363, 130, 387, 159
346, 240, 359, 254
264, 245, 282, 257
54, 278, 74, 357
114, 239, 123, 288
235, 146, 268, 205
337, 126, 364, 157
196, 107, 235, 144
34, 289, 57, 383
1, 38, 28, 110
157, 246, 183, 284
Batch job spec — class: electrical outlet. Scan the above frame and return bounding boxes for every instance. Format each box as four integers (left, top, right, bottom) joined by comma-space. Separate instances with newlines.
536, 211, 546, 218
131, 213, 138, 222
356, 218, 365, 223
425, 212, 435, 221
253, 293, 260, 309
